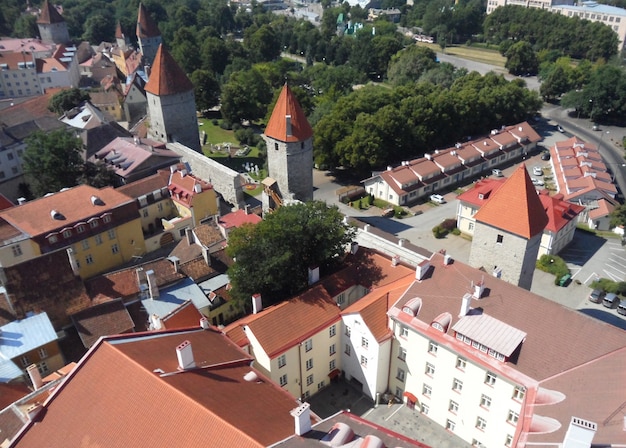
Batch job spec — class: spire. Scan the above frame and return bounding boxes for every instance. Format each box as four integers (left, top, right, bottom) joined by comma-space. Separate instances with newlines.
264, 84, 313, 143
144, 44, 194, 96
37, 0, 64, 24
136, 3, 161, 38
473, 164, 548, 239
115, 21, 124, 39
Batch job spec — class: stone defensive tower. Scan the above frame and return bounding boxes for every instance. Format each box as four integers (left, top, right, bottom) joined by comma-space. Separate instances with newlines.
145, 44, 201, 152
37, 0, 70, 45
263, 84, 313, 210
136, 3, 162, 67
468, 165, 548, 290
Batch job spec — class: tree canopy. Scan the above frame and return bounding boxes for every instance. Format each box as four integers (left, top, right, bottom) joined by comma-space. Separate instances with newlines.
226, 201, 355, 307
48, 88, 91, 115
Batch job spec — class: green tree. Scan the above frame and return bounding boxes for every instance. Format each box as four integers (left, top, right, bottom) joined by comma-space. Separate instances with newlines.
609, 204, 626, 229
79, 161, 117, 188
387, 45, 438, 86
226, 201, 355, 306
13, 14, 37, 38
505, 41, 538, 76
220, 68, 272, 123
244, 23, 281, 63
23, 129, 84, 197
48, 88, 91, 115
82, 13, 115, 44
191, 69, 221, 112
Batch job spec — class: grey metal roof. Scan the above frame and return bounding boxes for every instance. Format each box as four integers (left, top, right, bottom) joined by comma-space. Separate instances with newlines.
452, 312, 527, 357
142, 278, 210, 318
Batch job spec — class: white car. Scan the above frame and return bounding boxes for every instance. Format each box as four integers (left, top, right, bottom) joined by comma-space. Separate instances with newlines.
533, 166, 543, 176
430, 194, 446, 204
531, 178, 544, 187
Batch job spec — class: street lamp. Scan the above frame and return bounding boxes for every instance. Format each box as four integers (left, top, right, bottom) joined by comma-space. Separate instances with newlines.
599, 130, 610, 151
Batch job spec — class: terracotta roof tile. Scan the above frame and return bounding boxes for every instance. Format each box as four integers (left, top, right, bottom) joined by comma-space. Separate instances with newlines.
37, 0, 65, 24
193, 224, 225, 247
537, 190, 584, 233
71, 299, 135, 348
0, 383, 30, 409
144, 45, 193, 96
117, 170, 170, 198
264, 84, 313, 142
161, 300, 204, 329
218, 209, 262, 230
136, 3, 161, 38
473, 165, 548, 238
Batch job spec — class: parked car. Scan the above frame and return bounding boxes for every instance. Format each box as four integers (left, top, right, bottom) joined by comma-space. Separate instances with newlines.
531, 178, 544, 187
541, 151, 551, 161
602, 293, 619, 308
588, 289, 606, 303
382, 208, 395, 218
557, 124, 565, 133
429, 194, 446, 204
592, 124, 600, 131
492, 169, 504, 177
533, 166, 543, 176
617, 299, 626, 316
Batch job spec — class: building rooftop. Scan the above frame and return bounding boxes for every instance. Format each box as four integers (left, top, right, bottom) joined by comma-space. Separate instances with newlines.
136, 2, 161, 38
37, 0, 65, 24
264, 84, 313, 143
144, 44, 194, 96
71, 299, 135, 348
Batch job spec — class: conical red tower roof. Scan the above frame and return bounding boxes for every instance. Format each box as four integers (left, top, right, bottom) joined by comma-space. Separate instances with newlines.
136, 3, 161, 38
473, 164, 548, 239
145, 44, 194, 96
37, 0, 64, 24
265, 84, 313, 142
115, 22, 124, 39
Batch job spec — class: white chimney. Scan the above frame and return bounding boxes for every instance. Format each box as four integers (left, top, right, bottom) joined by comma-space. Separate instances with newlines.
391, 255, 400, 266
146, 269, 159, 299
176, 340, 196, 370
169, 256, 180, 273
66, 248, 80, 276
170, 165, 177, 173
350, 242, 359, 255
459, 293, 472, 317
286, 115, 292, 136
443, 254, 452, 265
245, 204, 250, 215
493, 266, 502, 278
363, 224, 370, 232
416, 260, 430, 280
473, 280, 485, 299
186, 228, 195, 245
27, 364, 43, 390
308, 266, 320, 285
17, 197, 26, 205
398, 238, 406, 247
149, 314, 163, 330
200, 317, 210, 329
194, 183, 202, 194
290, 402, 312, 436
562, 417, 597, 448
252, 293, 263, 314
26, 403, 43, 421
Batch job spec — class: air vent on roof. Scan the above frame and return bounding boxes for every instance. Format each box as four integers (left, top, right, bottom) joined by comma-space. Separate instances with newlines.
50, 209, 64, 220
90, 195, 104, 206
243, 371, 259, 382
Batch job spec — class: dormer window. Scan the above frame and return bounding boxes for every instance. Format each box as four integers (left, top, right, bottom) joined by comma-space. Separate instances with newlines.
48, 234, 58, 244
89, 219, 99, 228
63, 229, 72, 238
402, 297, 422, 317
76, 225, 85, 233
102, 214, 112, 223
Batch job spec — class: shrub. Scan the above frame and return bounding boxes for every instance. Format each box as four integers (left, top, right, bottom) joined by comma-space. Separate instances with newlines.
591, 278, 626, 295
220, 120, 232, 130
452, 228, 461, 236
441, 218, 457, 231
211, 119, 219, 126
232, 122, 242, 131
536, 254, 569, 283
432, 225, 447, 239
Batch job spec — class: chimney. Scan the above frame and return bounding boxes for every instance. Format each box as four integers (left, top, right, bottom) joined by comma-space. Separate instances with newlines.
66, 248, 80, 276
416, 260, 430, 280
194, 183, 202, 194
245, 204, 250, 215
459, 293, 472, 317
285, 115, 292, 137
391, 255, 399, 266
186, 228, 195, 245
26, 403, 43, 421
473, 280, 485, 299
176, 340, 196, 370
149, 313, 163, 330
562, 417, 597, 448
170, 164, 177, 173
200, 317, 210, 329
168, 256, 180, 273
252, 293, 263, 314
350, 242, 359, 255
290, 402, 312, 436
398, 238, 406, 247
308, 266, 320, 285
363, 224, 370, 232
27, 364, 43, 390
144, 65, 151, 77
17, 197, 26, 205
146, 269, 159, 299
443, 254, 452, 265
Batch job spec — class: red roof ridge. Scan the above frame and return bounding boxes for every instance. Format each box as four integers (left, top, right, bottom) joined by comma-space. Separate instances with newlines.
136, 3, 161, 38
473, 164, 548, 238
264, 84, 313, 142
144, 44, 194, 96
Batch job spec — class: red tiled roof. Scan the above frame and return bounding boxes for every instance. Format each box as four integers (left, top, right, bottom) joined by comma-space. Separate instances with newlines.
264, 84, 313, 142
162, 301, 204, 329
11, 329, 306, 447
456, 178, 505, 206
136, 3, 161, 38
117, 170, 170, 199
588, 198, 615, 220
71, 299, 135, 348
37, 0, 64, 24
168, 170, 213, 208
0, 383, 30, 409
218, 209, 262, 230
473, 165, 548, 238
144, 45, 193, 96
537, 190, 584, 233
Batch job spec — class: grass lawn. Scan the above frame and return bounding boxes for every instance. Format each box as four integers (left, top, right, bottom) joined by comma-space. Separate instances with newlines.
417, 42, 506, 68
198, 118, 239, 146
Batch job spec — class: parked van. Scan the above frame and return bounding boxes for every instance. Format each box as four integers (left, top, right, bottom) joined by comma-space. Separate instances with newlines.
617, 300, 626, 316
492, 169, 503, 177
602, 293, 618, 308
429, 194, 446, 204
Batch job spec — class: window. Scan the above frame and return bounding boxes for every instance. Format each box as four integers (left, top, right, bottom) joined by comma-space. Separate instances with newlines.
108, 229, 116, 240
449, 400, 459, 413
90, 220, 99, 228
278, 354, 286, 368
396, 368, 405, 382
306, 358, 313, 370
400, 326, 409, 338
329, 359, 336, 371
456, 357, 466, 370
329, 325, 336, 337
513, 386, 525, 401
345, 326, 351, 337
143, 209, 149, 218
422, 384, 432, 397
472, 440, 486, 448
0, 171, 4, 179
82, 240, 89, 250
274, 143, 279, 151
329, 344, 336, 355
7, 153, 14, 160
11, 244, 22, 257
496, 234, 503, 244
11, 166, 17, 174
157, 202, 163, 212
485, 372, 497, 386
360, 355, 367, 367
95, 234, 102, 245
38, 348, 47, 359
337, 292, 345, 304
345, 344, 351, 355
421, 403, 429, 414
476, 416, 487, 430
48, 235, 58, 244
361, 337, 368, 349
111, 244, 119, 254
468, 222, 474, 231
452, 378, 463, 392
317, 381, 325, 390
425, 362, 435, 376
507, 410, 519, 424
63, 229, 72, 238
398, 347, 406, 361
86, 254, 94, 265
20, 355, 30, 367
103, 215, 112, 224
505, 434, 513, 447
306, 374, 314, 386
428, 341, 438, 354
279, 374, 287, 386
446, 419, 455, 431
480, 394, 492, 408
37, 361, 49, 375
304, 339, 313, 352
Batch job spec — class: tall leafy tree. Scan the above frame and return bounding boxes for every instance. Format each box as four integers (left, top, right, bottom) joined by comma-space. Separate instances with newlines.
220, 68, 272, 123
23, 129, 85, 197
191, 69, 221, 112
48, 88, 91, 115
504, 41, 538, 76
226, 201, 355, 306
